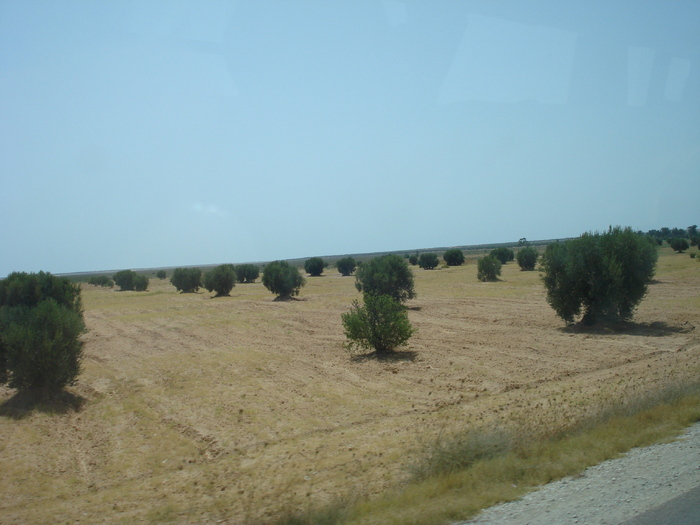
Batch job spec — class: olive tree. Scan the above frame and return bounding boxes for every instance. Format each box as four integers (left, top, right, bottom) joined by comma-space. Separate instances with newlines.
540, 226, 658, 325
476, 256, 502, 282
204, 264, 236, 297
236, 264, 260, 283
336, 257, 357, 276
341, 294, 414, 355
418, 253, 439, 270
0, 271, 85, 393
489, 247, 514, 264
515, 246, 539, 271
668, 238, 689, 253
262, 261, 306, 298
442, 249, 465, 266
355, 254, 415, 304
304, 257, 325, 277
170, 267, 202, 293
113, 270, 138, 291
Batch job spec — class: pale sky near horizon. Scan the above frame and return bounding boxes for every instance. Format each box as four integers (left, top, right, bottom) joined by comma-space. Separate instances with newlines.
1, 1, 699, 276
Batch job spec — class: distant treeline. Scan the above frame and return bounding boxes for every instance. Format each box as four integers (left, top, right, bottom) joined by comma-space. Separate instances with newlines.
643, 225, 697, 241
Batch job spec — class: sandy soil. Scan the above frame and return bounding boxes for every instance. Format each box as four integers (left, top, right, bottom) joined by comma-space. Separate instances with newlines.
1, 250, 698, 524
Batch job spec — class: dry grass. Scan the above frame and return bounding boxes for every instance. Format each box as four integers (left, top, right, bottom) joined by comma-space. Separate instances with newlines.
1, 247, 699, 524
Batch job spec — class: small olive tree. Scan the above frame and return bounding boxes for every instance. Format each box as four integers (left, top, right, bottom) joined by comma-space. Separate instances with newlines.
134, 275, 149, 291
204, 264, 236, 297
235, 264, 260, 283
476, 256, 502, 282
88, 275, 114, 287
336, 257, 357, 276
262, 261, 306, 298
341, 294, 414, 355
156, 270, 167, 279
113, 270, 138, 291
489, 247, 514, 264
515, 246, 539, 271
418, 253, 439, 270
170, 268, 202, 293
442, 249, 465, 266
304, 257, 325, 277
668, 238, 689, 253
0, 271, 86, 393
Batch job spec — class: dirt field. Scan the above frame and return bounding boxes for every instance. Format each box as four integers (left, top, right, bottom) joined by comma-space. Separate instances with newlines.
1, 249, 699, 524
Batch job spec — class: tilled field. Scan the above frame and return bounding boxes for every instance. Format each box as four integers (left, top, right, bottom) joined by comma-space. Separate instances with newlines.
1, 250, 698, 524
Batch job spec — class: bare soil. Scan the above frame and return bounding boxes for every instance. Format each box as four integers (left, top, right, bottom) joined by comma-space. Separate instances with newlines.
1, 250, 699, 524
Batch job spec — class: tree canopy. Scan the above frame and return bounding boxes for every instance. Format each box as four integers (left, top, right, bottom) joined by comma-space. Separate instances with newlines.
540, 227, 658, 325
304, 257, 325, 277
515, 246, 539, 271
0, 271, 86, 393
354, 254, 416, 303
235, 264, 260, 283
170, 268, 202, 293
342, 294, 414, 355
476, 256, 502, 282
489, 247, 515, 264
442, 249, 465, 266
262, 261, 306, 298
336, 257, 357, 276
203, 264, 236, 297
418, 253, 440, 270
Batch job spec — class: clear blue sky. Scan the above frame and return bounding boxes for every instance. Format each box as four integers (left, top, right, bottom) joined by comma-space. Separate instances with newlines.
1, 1, 698, 276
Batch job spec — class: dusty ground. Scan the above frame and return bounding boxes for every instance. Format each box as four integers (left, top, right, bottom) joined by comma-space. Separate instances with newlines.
1, 249, 699, 524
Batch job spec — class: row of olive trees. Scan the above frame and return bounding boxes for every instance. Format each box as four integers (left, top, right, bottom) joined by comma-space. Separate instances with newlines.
476, 246, 539, 281
169, 264, 262, 296
3, 226, 663, 397
302, 256, 359, 277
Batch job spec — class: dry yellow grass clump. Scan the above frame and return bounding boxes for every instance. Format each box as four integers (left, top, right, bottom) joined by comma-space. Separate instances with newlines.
1, 247, 699, 524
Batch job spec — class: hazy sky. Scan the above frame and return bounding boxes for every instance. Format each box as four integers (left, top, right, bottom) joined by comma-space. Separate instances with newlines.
1, 1, 699, 276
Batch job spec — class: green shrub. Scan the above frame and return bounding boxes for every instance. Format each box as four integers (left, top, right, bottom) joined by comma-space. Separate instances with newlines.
442, 249, 465, 266
668, 238, 689, 253
355, 254, 416, 304
304, 257, 325, 277
235, 264, 260, 283
489, 247, 514, 264
156, 270, 167, 279
341, 294, 414, 355
133, 274, 149, 291
113, 270, 148, 292
336, 257, 357, 276
418, 253, 440, 270
262, 261, 306, 298
0, 300, 85, 392
540, 226, 658, 325
204, 264, 236, 297
408, 254, 419, 266
515, 246, 539, 271
170, 268, 202, 293
113, 270, 138, 291
476, 256, 502, 282
690, 252, 696, 259
0, 272, 85, 393
88, 275, 114, 287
